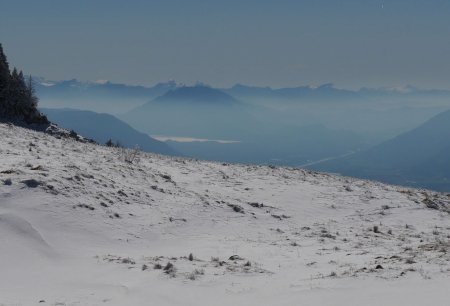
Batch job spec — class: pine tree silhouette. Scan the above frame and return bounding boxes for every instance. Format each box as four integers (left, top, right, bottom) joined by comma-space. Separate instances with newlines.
0, 43, 48, 124
0, 43, 10, 115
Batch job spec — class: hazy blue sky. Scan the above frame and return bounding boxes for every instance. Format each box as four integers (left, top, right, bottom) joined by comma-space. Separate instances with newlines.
1, 0, 450, 89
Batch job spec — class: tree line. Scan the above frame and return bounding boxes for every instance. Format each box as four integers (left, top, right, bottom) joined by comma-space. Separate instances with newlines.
0, 43, 48, 124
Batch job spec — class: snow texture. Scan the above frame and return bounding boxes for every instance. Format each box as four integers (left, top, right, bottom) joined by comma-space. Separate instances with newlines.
0, 123, 449, 305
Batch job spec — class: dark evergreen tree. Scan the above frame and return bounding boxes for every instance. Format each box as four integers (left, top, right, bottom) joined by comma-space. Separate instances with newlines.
0, 43, 10, 115
7, 68, 19, 114
0, 43, 48, 124
106, 138, 114, 147
26, 75, 38, 109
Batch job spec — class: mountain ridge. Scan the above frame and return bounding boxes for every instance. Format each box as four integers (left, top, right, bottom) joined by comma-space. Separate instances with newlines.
42, 108, 177, 155
310, 109, 450, 191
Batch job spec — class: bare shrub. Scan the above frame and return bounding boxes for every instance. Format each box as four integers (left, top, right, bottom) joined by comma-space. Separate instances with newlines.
187, 272, 196, 280
194, 268, 204, 275
119, 145, 141, 164
187, 268, 205, 280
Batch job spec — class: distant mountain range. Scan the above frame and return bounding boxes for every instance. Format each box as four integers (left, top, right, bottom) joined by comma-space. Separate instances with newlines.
41, 108, 176, 156
224, 83, 450, 105
36, 78, 450, 141
35, 78, 178, 113
223, 83, 360, 103
35, 77, 450, 113
310, 109, 450, 192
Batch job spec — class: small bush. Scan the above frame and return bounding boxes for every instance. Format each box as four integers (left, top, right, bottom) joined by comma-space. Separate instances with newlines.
187, 272, 196, 280
121, 257, 135, 264
119, 145, 141, 164
187, 268, 205, 280
163, 262, 175, 273
405, 258, 416, 264
69, 130, 77, 138
105, 139, 115, 147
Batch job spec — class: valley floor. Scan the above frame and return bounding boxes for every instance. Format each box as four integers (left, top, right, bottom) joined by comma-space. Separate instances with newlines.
0, 123, 449, 306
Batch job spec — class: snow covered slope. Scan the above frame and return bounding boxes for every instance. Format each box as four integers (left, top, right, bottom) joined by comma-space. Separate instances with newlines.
0, 123, 449, 306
